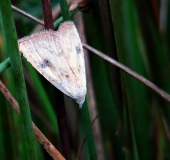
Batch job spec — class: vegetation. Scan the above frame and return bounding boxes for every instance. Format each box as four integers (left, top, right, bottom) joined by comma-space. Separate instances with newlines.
0, 0, 170, 159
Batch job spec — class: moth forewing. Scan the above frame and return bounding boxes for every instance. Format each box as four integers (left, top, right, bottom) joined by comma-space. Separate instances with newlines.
18, 21, 86, 107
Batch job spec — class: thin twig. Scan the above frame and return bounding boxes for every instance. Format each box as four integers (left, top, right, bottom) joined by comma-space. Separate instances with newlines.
11, 5, 44, 26
0, 80, 65, 160
2, 42, 170, 106
11, 4, 79, 33
13, 4, 170, 105
0, 81, 20, 114
83, 43, 170, 104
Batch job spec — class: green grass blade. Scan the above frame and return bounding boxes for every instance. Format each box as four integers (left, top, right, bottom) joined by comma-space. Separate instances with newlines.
81, 100, 97, 160
23, 60, 59, 136
59, 0, 70, 21
0, 17, 28, 159
0, 58, 10, 73
0, 92, 5, 159
83, 8, 124, 159
109, 0, 154, 159
58, 1, 98, 159
0, 0, 38, 159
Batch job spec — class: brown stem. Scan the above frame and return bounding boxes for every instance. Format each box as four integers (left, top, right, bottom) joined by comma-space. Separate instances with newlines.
11, 5, 44, 25
41, 0, 54, 30
40, 0, 71, 159
0, 80, 65, 160
83, 43, 170, 104
55, 92, 71, 160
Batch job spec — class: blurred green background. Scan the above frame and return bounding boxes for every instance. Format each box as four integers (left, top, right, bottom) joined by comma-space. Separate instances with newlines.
1, 0, 170, 159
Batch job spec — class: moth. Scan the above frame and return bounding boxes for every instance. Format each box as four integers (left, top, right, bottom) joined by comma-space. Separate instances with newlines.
18, 21, 86, 107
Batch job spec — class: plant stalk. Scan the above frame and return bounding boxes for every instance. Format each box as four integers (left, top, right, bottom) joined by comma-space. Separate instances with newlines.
41, 0, 71, 159
59, 0, 70, 21
0, 0, 37, 159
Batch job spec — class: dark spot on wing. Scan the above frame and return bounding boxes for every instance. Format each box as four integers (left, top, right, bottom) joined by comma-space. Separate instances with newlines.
40, 59, 52, 68
66, 75, 69, 78
76, 47, 81, 54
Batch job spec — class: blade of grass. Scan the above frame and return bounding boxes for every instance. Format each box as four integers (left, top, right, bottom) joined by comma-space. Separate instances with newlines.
80, 100, 97, 160
0, 57, 11, 73
98, 0, 124, 133
3, 43, 170, 105
0, 17, 28, 159
135, 1, 170, 158
83, 9, 123, 159
23, 60, 59, 136
109, 0, 153, 159
59, 0, 97, 159
59, 0, 69, 21
0, 0, 38, 159
0, 50, 5, 158
0, 80, 66, 160
83, 44, 170, 104
11, 5, 44, 26
75, 11, 104, 159
0, 92, 5, 159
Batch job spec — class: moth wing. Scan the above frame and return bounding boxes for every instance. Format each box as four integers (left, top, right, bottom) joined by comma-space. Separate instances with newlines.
44, 31, 74, 95
19, 21, 86, 106
58, 22, 86, 104
19, 32, 69, 96
19, 36, 57, 82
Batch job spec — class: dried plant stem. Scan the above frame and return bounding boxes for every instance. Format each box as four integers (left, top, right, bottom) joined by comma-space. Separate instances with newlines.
83, 43, 170, 104
41, 0, 54, 30
11, 5, 44, 25
40, 1, 71, 159
32, 0, 73, 32
55, 1, 71, 160
11, 4, 79, 31
10, 4, 170, 105
0, 80, 65, 160
1, 43, 170, 105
